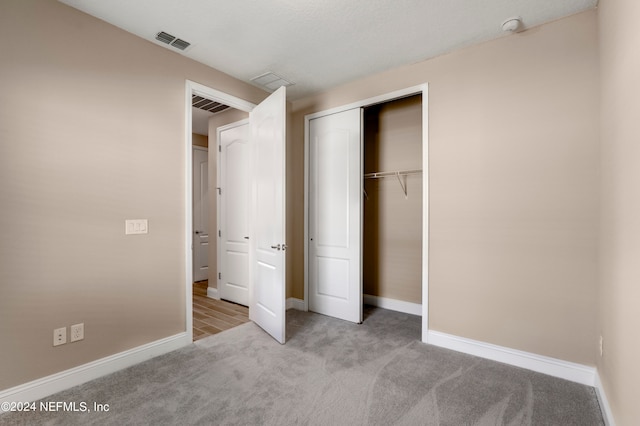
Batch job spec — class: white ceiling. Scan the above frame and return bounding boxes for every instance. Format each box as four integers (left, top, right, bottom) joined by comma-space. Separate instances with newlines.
60, 0, 597, 101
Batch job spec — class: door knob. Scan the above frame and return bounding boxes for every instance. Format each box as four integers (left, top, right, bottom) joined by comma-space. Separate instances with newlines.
244, 236, 249, 240
271, 244, 281, 250
195, 230, 201, 234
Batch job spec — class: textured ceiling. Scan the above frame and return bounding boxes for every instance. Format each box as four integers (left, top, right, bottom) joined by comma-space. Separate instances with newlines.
59, 0, 597, 101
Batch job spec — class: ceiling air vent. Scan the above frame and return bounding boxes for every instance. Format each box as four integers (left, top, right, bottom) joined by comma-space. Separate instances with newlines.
192, 95, 231, 114
155, 31, 191, 51
170, 39, 191, 51
155, 31, 175, 44
251, 72, 294, 91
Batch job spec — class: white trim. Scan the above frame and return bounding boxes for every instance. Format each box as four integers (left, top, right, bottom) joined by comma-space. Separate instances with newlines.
303, 84, 429, 337
189, 81, 256, 112
303, 116, 310, 312
185, 83, 194, 343
286, 297, 305, 311
185, 80, 257, 347
211, 289, 295, 308
363, 294, 422, 316
421, 86, 429, 343
304, 85, 428, 120
427, 330, 596, 386
0, 333, 190, 404
206, 286, 220, 300
595, 372, 616, 426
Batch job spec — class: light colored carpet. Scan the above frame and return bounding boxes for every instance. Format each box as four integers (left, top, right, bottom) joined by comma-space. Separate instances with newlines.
0, 307, 603, 425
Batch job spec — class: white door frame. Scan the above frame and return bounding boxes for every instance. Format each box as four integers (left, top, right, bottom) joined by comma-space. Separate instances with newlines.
304, 84, 430, 342
184, 80, 256, 341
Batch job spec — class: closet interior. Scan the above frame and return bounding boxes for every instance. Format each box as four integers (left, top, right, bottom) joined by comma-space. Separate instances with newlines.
363, 94, 423, 307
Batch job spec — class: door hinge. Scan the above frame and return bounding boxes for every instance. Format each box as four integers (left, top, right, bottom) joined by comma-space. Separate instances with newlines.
218, 145, 221, 152
218, 272, 221, 280
218, 230, 221, 237
216, 187, 221, 195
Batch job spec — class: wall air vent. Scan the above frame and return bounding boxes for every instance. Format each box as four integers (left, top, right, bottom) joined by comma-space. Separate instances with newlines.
155, 31, 191, 51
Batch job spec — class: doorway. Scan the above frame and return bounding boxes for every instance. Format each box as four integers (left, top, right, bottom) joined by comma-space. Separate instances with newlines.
187, 82, 255, 341
185, 81, 288, 344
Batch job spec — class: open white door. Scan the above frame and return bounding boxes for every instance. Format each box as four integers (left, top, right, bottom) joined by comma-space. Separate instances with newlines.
308, 108, 362, 323
249, 87, 287, 343
218, 120, 250, 306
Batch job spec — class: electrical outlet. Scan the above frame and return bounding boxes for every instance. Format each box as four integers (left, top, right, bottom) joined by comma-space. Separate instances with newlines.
53, 327, 66, 346
70, 323, 84, 342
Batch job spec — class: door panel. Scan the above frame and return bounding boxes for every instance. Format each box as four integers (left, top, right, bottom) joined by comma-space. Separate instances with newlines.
309, 108, 362, 323
316, 128, 351, 248
250, 87, 286, 344
193, 147, 209, 282
317, 257, 350, 299
219, 120, 250, 306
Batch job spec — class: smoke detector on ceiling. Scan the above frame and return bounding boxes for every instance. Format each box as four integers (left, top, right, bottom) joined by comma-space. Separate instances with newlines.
502, 17, 522, 33
155, 31, 191, 51
251, 72, 294, 91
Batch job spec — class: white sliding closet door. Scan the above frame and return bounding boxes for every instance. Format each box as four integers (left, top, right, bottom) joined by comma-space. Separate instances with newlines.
309, 108, 362, 323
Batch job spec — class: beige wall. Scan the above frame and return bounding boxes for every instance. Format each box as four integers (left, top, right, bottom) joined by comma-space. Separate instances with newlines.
598, 0, 640, 423
0, 0, 266, 390
2, 0, 622, 414
292, 11, 599, 365
206, 109, 250, 290
363, 96, 422, 303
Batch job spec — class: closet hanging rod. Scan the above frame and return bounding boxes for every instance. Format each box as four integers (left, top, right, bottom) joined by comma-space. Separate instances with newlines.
363, 169, 422, 179
363, 169, 422, 198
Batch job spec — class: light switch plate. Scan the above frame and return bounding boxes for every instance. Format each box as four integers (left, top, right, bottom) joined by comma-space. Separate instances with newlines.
125, 219, 148, 235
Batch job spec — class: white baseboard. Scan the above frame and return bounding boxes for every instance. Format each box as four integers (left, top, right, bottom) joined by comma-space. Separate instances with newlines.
595, 372, 616, 425
427, 330, 596, 387
363, 294, 422, 316
0, 332, 190, 404
206, 286, 220, 300
286, 297, 305, 311
209, 289, 299, 311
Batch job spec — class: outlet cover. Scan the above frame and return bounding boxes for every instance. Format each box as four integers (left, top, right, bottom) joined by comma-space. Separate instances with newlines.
70, 323, 84, 342
53, 327, 66, 346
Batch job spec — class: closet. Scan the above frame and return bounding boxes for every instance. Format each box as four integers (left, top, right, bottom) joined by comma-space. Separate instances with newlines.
363, 95, 423, 307
307, 90, 424, 325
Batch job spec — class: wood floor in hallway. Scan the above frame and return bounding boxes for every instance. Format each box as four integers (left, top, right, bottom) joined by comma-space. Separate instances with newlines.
192, 281, 250, 341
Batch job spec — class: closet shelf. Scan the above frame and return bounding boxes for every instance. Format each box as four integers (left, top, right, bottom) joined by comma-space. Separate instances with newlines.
363, 169, 422, 179
363, 169, 422, 198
